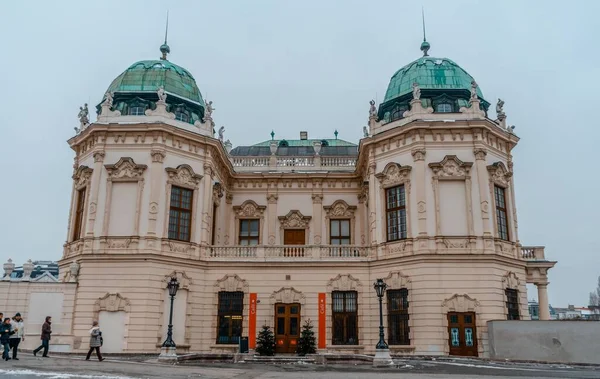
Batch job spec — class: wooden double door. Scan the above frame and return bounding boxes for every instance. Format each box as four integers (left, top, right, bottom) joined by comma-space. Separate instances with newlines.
275, 303, 301, 354
447, 312, 478, 356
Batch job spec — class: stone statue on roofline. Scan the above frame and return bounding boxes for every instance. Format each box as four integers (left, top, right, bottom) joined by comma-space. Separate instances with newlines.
205, 100, 215, 118
412, 82, 421, 100
496, 98, 506, 119
157, 86, 167, 103
103, 92, 114, 108
363, 126, 369, 137
77, 103, 89, 128
369, 100, 377, 118
470, 80, 478, 101
218, 126, 225, 141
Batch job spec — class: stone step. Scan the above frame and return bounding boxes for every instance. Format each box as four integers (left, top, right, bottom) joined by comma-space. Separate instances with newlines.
242, 355, 316, 364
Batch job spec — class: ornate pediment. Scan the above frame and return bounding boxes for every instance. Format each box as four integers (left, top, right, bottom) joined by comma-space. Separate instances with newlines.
94, 293, 131, 313
73, 165, 93, 189
270, 287, 306, 305
502, 271, 520, 289
105, 157, 147, 181
327, 274, 362, 291
487, 162, 512, 187
375, 163, 412, 188
214, 274, 249, 292
163, 270, 192, 290
442, 294, 480, 312
429, 155, 473, 178
324, 200, 357, 219
233, 200, 266, 218
384, 271, 411, 290
279, 210, 311, 229
165, 164, 203, 188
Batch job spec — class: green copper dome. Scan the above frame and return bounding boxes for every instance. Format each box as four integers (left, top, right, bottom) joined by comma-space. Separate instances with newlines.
106, 59, 204, 105
384, 57, 484, 103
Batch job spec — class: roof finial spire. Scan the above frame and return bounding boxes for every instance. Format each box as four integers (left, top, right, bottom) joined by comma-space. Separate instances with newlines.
420, 7, 430, 57
160, 11, 171, 60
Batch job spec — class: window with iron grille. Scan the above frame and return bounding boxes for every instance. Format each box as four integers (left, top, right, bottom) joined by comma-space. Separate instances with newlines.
505, 289, 520, 320
386, 185, 407, 241
239, 219, 260, 245
330, 219, 350, 245
217, 291, 244, 344
168, 186, 193, 241
494, 185, 509, 241
72, 188, 86, 241
387, 289, 410, 345
332, 291, 358, 345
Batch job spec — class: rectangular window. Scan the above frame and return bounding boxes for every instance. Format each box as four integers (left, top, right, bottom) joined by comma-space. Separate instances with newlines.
494, 185, 509, 241
72, 188, 86, 241
387, 289, 410, 345
239, 219, 260, 245
506, 289, 520, 320
330, 219, 350, 245
386, 185, 407, 241
332, 291, 358, 345
217, 291, 244, 344
168, 186, 193, 241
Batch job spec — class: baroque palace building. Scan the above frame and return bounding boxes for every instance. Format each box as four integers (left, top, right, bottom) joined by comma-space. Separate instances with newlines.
50, 38, 557, 358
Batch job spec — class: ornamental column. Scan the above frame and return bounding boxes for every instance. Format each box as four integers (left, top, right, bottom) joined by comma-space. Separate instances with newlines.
200, 163, 214, 245
537, 282, 551, 320
85, 150, 105, 237
411, 148, 427, 239
267, 193, 278, 245
147, 149, 166, 241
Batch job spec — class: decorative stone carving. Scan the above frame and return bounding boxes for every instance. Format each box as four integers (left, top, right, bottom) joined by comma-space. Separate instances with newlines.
149, 202, 159, 214
270, 287, 306, 305
375, 162, 412, 188
77, 103, 89, 129
107, 238, 131, 249
94, 293, 131, 313
213, 182, 224, 202
369, 100, 377, 118
311, 194, 323, 204
443, 239, 469, 249
412, 82, 421, 100
168, 241, 193, 254
487, 162, 512, 187
165, 164, 203, 188
267, 194, 278, 204
69, 261, 80, 283
163, 271, 192, 290
362, 126, 369, 138
327, 274, 361, 291
324, 200, 356, 219
151, 149, 166, 163
21, 259, 34, 280
103, 92, 114, 108
218, 126, 225, 142
225, 193, 233, 204
105, 158, 148, 181
417, 201, 426, 213
411, 148, 426, 161
473, 148, 487, 161
73, 165, 93, 189
496, 98, 505, 120
3, 259, 14, 280
384, 271, 411, 290
481, 201, 489, 214
204, 100, 215, 119
429, 155, 473, 178
157, 86, 167, 103
233, 200, 266, 218
279, 210, 311, 229
470, 80, 478, 101
442, 294, 480, 312
502, 271, 520, 289
215, 274, 249, 292
93, 151, 106, 163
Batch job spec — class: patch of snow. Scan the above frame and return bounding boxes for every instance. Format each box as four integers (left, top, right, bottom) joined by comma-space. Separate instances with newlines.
0, 369, 137, 379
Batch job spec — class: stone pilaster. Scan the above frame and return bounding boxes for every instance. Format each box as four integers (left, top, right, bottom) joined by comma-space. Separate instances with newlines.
311, 194, 323, 245
411, 148, 427, 238
85, 151, 105, 237
147, 149, 166, 239
267, 193, 278, 245
367, 161, 378, 244
200, 163, 214, 245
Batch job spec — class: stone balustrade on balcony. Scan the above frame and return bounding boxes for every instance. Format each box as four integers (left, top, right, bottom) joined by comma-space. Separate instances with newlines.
520, 246, 546, 261
230, 156, 357, 172
208, 245, 369, 260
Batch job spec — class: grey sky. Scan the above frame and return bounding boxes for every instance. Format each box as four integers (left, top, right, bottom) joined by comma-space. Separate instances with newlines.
0, 0, 598, 306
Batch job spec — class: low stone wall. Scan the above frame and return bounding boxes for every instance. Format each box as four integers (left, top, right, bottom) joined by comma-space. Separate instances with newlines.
487, 320, 600, 364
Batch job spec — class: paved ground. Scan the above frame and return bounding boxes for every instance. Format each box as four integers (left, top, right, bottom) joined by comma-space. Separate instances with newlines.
0, 355, 598, 378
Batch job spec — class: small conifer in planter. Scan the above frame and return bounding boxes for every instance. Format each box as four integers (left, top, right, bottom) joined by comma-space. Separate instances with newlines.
296, 319, 316, 356
255, 324, 276, 356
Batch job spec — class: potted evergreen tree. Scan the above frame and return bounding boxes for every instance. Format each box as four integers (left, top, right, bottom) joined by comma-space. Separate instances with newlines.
296, 319, 316, 356
255, 324, 276, 356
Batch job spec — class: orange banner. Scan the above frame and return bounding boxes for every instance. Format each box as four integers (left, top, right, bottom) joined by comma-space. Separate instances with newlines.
318, 293, 326, 349
249, 293, 257, 349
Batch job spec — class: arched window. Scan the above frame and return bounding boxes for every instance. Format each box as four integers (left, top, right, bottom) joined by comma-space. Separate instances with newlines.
128, 106, 146, 116
278, 140, 289, 147
320, 140, 329, 147
175, 111, 189, 123
436, 103, 453, 113
390, 105, 408, 121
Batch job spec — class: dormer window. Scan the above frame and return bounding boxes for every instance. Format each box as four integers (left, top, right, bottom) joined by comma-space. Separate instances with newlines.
175, 111, 189, 123
128, 106, 146, 116
320, 140, 329, 147
278, 140, 289, 147
436, 103, 452, 113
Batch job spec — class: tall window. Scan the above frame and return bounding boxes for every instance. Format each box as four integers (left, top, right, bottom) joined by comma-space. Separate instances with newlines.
505, 289, 520, 320
72, 188, 86, 241
332, 291, 358, 345
330, 219, 350, 245
387, 289, 410, 345
217, 291, 244, 344
168, 186, 193, 241
494, 185, 509, 240
128, 106, 145, 115
239, 219, 259, 245
386, 185, 407, 241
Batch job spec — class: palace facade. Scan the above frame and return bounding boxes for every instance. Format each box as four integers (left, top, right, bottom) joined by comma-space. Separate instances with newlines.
44, 38, 557, 357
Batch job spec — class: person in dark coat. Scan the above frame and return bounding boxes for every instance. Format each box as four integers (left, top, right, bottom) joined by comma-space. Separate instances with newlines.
85, 321, 104, 361
0, 318, 15, 361
33, 316, 52, 357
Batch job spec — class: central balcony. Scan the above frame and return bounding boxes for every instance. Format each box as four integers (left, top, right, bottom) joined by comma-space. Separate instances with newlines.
230, 156, 357, 172
209, 245, 369, 260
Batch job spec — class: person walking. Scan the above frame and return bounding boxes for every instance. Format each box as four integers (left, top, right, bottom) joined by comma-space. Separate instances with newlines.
85, 321, 104, 361
33, 316, 51, 357
9, 313, 24, 360
0, 318, 15, 361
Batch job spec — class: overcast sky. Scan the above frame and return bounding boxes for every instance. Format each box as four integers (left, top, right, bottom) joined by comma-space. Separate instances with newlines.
0, 0, 598, 306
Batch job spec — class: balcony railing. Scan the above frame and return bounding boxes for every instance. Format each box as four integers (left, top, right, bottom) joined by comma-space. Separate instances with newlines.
520, 246, 545, 261
209, 245, 369, 260
230, 156, 357, 172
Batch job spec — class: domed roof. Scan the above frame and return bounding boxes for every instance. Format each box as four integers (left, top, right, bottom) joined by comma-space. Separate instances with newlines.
383, 56, 484, 103
106, 59, 204, 105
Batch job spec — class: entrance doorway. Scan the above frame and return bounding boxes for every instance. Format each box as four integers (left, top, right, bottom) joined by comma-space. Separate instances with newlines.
274, 303, 301, 354
283, 229, 305, 257
447, 312, 478, 356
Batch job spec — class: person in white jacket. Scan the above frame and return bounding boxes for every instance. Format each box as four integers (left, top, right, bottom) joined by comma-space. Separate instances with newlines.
9, 313, 24, 360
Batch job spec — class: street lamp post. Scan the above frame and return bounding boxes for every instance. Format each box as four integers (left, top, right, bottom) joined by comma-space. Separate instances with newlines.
373, 278, 392, 366
159, 277, 180, 359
